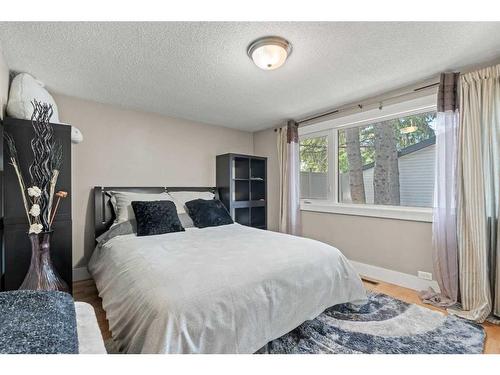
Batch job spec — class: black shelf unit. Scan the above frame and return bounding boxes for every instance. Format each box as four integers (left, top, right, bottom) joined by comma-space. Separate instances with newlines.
216, 153, 267, 230
0, 117, 72, 292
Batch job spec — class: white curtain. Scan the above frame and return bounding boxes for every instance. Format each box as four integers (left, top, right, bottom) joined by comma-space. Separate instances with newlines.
450, 64, 500, 322
426, 111, 460, 306
420, 73, 460, 308
422, 73, 460, 307
277, 120, 301, 235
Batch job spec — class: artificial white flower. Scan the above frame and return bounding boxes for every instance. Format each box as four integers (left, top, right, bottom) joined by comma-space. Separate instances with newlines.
28, 186, 42, 197
29, 204, 41, 217
29, 223, 43, 234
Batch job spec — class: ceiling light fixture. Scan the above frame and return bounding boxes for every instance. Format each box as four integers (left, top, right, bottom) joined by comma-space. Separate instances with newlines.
247, 36, 292, 71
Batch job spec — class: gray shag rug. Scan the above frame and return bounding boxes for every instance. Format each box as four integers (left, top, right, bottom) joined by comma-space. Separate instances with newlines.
104, 292, 485, 354
262, 292, 485, 354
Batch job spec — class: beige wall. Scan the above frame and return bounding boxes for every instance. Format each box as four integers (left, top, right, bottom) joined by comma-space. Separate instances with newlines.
54, 94, 254, 267
0, 45, 9, 120
301, 211, 433, 275
252, 127, 433, 276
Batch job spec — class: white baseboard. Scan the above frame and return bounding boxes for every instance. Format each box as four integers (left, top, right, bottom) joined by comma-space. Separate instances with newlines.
73, 267, 91, 282
350, 260, 440, 292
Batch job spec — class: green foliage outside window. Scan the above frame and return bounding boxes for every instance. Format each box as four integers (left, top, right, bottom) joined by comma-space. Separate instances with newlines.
300, 136, 328, 172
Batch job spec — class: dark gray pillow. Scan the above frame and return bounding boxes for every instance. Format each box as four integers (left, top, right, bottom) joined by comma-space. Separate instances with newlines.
96, 220, 137, 245
131, 200, 185, 236
185, 199, 233, 228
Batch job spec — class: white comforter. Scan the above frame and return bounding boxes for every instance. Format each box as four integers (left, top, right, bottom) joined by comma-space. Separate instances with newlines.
88, 224, 366, 354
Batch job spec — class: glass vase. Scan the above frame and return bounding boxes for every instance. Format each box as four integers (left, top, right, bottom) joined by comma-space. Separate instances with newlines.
19, 231, 69, 292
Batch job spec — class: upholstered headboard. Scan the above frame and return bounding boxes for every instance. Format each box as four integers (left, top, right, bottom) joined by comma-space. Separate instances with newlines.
93, 186, 218, 239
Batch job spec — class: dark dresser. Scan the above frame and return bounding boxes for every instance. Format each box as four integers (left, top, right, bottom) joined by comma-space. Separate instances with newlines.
0, 117, 72, 292
216, 153, 267, 230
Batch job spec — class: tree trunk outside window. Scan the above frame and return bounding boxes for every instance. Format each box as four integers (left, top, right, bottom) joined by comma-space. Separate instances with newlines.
345, 127, 366, 203
373, 120, 400, 205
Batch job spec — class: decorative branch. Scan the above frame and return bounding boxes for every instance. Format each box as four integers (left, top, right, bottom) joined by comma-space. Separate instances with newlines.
4, 100, 62, 234
49, 191, 68, 227
47, 169, 59, 230
3, 132, 31, 224
29, 100, 56, 230
51, 141, 63, 171
46, 141, 63, 229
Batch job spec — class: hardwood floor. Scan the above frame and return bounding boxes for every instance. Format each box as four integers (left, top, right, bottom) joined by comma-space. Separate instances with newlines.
73, 279, 112, 340
73, 277, 500, 353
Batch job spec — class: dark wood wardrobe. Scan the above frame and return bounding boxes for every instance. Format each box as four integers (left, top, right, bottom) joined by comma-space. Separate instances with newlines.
0, 117, 72, 292
216, 153, 267, 230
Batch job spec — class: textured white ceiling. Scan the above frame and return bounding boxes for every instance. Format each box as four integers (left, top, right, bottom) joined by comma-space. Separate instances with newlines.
1, 22, 500, 131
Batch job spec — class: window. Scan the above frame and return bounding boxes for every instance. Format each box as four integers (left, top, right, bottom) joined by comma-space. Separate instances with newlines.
298, 95, 437, 222
338, 111, 436, 207
299, 133, 330, 199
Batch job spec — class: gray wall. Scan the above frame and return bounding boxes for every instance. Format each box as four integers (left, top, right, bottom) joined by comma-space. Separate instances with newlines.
253, 127, 434, 277
0, 45, 9, 119
54, 94, 254, 267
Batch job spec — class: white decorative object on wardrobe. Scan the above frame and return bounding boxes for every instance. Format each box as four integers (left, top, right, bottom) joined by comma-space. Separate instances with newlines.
71, 126, 83, 144
7, 72, 84, 144
7, 72, 60, 122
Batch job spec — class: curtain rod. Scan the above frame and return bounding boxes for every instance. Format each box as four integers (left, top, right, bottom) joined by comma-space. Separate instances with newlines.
273, 78, 440, 132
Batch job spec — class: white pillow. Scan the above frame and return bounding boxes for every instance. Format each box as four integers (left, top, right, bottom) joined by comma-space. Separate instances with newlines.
168, 191, 215, 214
108, 191, 174, 223
7, 73, 60, 123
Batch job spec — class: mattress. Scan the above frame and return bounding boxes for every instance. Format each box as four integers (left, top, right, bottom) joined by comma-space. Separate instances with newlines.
88, 223, 366, 353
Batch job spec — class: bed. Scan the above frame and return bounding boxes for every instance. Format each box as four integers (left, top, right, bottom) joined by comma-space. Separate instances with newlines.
88, 186, 366, 354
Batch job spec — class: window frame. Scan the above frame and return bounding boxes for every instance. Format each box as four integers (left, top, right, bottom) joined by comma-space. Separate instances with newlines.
298, 94, 437, 223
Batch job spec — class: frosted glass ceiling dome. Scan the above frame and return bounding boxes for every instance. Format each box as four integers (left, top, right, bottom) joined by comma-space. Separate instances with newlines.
247, 36, 292, 71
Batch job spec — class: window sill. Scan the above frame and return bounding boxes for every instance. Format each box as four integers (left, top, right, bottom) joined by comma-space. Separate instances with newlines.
300, 201, 433, 222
